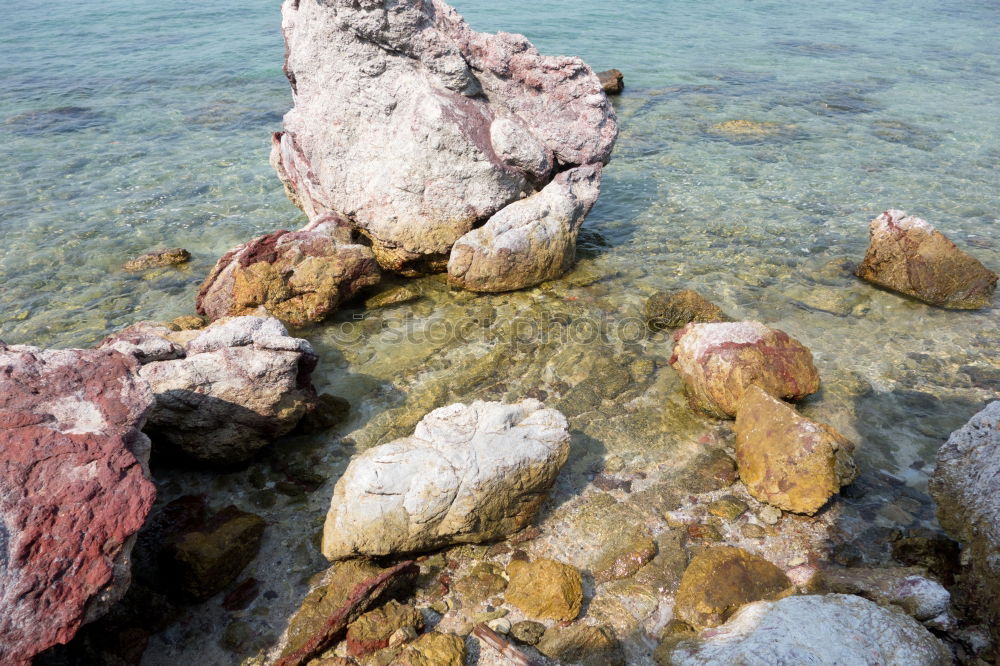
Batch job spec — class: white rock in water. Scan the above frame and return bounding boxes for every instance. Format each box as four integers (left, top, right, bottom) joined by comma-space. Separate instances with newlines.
670, 594, 952, 666
322, 399, 569, 560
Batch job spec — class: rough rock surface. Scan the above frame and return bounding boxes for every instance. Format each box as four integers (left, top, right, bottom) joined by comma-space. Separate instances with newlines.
196, 214, 380, 326
123, 247, 191, 271
669, 594, 953, 665
929, 401, 1000, 657
0, 344, 156, 665
673, 547, 795, 630
856, 209, 997, 309
815, 566, 953, 629
100, 316, 318, 464
735, 385, 857, 515
272, 0, 617, 276
536, 624, 625, 666
505, 558, 583, 621
447, 164, 602, 292
322, 400, 569, 559
645, 289, 728, 331
345, 600, 423, 657
597, 69, 625, 95
670, 321, 821, 418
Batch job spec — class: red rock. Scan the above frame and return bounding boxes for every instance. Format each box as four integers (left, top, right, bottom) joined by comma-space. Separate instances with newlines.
0, 344, 156, 665
669, 321, 820, 418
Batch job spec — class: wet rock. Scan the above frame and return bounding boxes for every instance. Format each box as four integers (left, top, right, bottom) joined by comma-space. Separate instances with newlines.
929, 401, 1000, 657
592, 534, 658, 584
505, 558, 584, 621
856, 209, 997, 309
758, 505, 782, 525
668, 594, 952, 665
707, 496, 748, 521
536, 624, 625, 666
670, 321, 820, 418
510, 620, 545, 646
0, 344, 156, 666
196, 215, 380, 326
100, 316, 318, 464
645, 289, 728, 330
597, 69, 625, 94
741, 523, 766, 539
735, 385, 858, 515
162, 506, 265, 601
222, 578, 261, 612
891, 534, 960, 584
297, 393, 350, 433
653, 620, 698, 664
395, 631, 465, 666
323, 400, 569, 559
453, 562, 507, 606
123, 247, 191, 271
346, 600, 424, 657
170, 314, 206, 330
448, 164, 603, 292
273, 0, 616, 275
674, 546, 795, 630
814, 566, 953, 628
363, 285, 419, 310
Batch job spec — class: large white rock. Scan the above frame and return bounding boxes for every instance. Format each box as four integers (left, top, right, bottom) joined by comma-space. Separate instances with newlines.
929, 401, 1000, 658
272, 0, 617, 277
670, 594, 952, 665
322, 399, 569, 560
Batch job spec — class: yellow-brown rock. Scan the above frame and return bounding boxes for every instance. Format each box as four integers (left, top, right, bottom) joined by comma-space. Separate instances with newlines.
674, 547, 795, 630
505, 558, 583, 621
396, 632, 465, 666
735, 385, 858, 515
346, 600, 424, 657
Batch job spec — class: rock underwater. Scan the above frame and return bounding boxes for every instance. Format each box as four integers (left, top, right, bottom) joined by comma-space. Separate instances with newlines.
322, 399, 569, 559
270, 0, 617, 287
99, 315, 318, 464
0, 344, 156, 665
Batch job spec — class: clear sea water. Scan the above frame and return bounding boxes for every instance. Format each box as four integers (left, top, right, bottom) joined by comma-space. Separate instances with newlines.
3, 1, 999, 663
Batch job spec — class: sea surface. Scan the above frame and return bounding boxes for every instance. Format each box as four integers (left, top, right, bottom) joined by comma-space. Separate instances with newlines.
2, 0, 999, 664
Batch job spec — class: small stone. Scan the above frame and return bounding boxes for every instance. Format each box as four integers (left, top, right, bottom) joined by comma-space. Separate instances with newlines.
708, 496, 748, 521
453, 562, 507, 606
759, 505, 783, 525
741, 524, 766, 539
505, 558, 583, 621
388, 625, 418, 648
592, 535, 658, 584
536, 624, 625, 666
597, 69, 624, 95
645, 289, 727, 331
510, 620, 546, 646
123, 248, 191, 271
604, 455, 626, 473
364, 286, 420, 310
674, 546, 795, 630
346, 600, 424, 657
487, 617, 511, 634
170, 314, 206, 330
396, 631, 465, 666
685, 523, 724, 543
298, 393, 351, 433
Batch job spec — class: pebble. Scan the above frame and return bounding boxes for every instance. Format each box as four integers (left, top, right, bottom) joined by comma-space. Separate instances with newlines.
759, 505, 783, 525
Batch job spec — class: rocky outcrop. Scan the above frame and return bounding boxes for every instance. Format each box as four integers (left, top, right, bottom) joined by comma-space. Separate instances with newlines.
123, 247, 191, 271
322, 400, 569, 559
447, 164, 602, 292
505, 558, 584, 621
673, 547, 795, 630
856, 209, 997, 309
670, 321, 821, 418
196, 214, 380, 326
272, 0, 616, 279
735, 385, 857, 515
0, 344, 156, 665
645, 289, 728, 331
100, 316, 318, 464
668, 594, 953, 665
929, 401, 1000, 658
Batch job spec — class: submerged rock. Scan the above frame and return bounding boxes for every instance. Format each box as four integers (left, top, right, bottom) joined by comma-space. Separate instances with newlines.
272, 0, 616, 277
197, 214, 380, 326
510, 620, 546, 646
670, 321, 821, 418
592, 534, 658, 584
123, 247, 191, 271
929, 401, 1000, 658
536, 624, 625, 666
673, 547, 795, 630
815, 566, 953, 629
322, 400, 569, 559
597, 69, 625, 95
668, 594, 952, 665
856, 209, 997, 309
505, 558, 584, 621
0, 344, 156, 665
645, 289, 728, 330
100, 316, 318, 464
345, 600, 423, 657
734, 385, 857, 515
363, 285, 419, 310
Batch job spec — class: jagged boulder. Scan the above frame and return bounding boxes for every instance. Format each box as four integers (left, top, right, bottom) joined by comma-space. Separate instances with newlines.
99, 316, 318, 464
0, 344, 156, 665
322, 399, 569, 559
196, 214, 380, 326
856, 209, 997, 309
272, 0, 617, 279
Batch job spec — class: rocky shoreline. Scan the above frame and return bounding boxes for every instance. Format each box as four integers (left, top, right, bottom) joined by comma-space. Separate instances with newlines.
2, 0, 999, 665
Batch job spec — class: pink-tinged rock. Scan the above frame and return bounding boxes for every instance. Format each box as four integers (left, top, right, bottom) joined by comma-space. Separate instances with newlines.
196, 213, 380, 327
100, 316, 318, 464
0, 344, 156, 665
448, 164, 602, 292
272, 0, 617, 276
669, 321, 820, 418
856, 209, 997, 309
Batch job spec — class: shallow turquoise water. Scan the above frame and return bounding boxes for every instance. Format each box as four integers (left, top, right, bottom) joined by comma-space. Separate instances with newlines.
2, 1, 999, 662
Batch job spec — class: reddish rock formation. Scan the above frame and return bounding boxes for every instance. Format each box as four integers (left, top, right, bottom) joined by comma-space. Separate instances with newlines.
0, 344, 156, 665
856, 209, 997, 309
